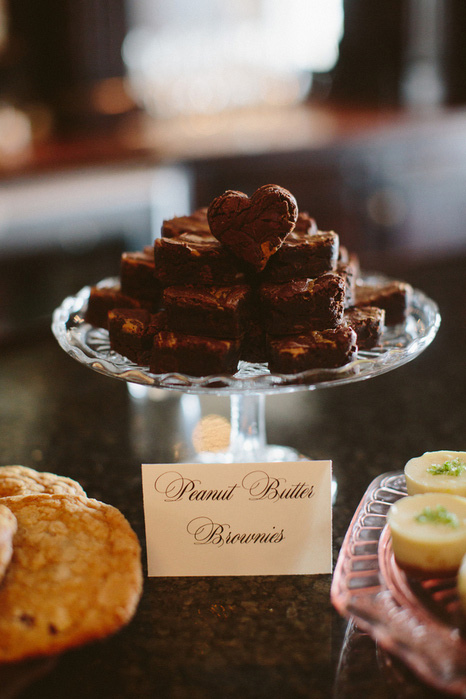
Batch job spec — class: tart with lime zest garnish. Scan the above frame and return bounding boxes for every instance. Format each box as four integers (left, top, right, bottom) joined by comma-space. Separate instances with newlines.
387, 492, 466, 577
404, 451, 466, 496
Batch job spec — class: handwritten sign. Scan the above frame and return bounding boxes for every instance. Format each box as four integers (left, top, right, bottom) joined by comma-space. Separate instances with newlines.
141, 461, 332, 577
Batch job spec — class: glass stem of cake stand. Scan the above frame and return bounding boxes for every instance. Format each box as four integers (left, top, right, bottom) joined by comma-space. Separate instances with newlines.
229, 393, 266, 461
228, 393, 337, 502
228, 393, 302, 464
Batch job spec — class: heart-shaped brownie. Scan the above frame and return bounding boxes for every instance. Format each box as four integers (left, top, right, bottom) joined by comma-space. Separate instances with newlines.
207, 184, 298, 272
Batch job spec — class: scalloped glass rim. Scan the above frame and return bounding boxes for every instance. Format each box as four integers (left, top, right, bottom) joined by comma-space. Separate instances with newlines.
51, 273, 440, 395
331, 471, 466, 696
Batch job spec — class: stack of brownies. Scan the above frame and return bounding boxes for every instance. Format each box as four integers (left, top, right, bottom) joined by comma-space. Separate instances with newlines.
84, 184, 412, 376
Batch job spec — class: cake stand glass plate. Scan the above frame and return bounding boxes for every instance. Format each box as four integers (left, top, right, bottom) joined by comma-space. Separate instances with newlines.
52, 272, 439, 394
51, 272, 440, 464
331, 471, 466, 696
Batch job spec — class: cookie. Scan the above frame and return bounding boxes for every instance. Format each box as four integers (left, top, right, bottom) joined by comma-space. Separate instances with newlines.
207, 184, 298, 271
0, 465, 86, 499
0, 494, 143, 662
0, 505, 16, 583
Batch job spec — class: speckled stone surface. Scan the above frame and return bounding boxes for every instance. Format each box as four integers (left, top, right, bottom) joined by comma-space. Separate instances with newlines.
0, 253, 464, 698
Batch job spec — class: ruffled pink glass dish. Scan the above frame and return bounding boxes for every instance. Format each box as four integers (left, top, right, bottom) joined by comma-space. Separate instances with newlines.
332, 471, 466, 696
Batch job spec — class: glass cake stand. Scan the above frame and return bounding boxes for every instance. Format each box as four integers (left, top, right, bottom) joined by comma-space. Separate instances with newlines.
51, 273, 440, 466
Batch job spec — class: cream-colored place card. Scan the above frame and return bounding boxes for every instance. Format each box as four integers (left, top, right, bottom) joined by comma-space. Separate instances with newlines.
141, 460, 332, 577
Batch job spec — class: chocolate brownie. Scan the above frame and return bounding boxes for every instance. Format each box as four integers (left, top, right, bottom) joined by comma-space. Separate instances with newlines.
108, 309, 167, 365
150, 331, 241, 377
259, 272, 346, 334
260, 230, 339, 283
153, 233, 246, 286
294, 212, 318, 235
85, 284, 144, 329
344, 306, 385, 349
207, 184, 298, 272
354, 280, 412, 325
120, 250, 161, 307
337, 254, 360, 308
161, 208, 210, 238
163, 284, 252, 338
241, 322, 267, 364
267, 326, 358, 374
239, 289, 267, 363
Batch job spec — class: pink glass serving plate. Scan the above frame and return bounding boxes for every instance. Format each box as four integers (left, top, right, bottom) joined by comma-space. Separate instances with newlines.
331, 471, 466, 695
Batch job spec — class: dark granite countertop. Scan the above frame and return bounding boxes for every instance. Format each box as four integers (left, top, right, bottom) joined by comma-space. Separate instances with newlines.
0, 252, 464, 698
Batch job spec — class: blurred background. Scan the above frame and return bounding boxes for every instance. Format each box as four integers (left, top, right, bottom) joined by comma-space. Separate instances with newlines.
1, 0, 466, 342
